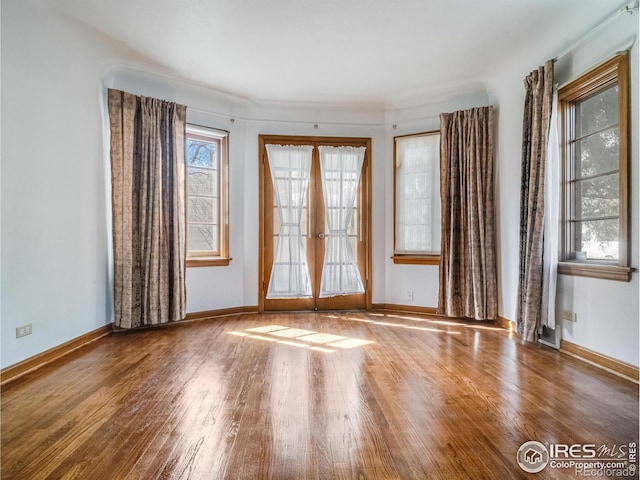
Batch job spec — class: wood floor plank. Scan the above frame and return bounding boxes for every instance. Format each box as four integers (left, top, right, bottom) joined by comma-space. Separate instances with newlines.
2, 312, 638, 479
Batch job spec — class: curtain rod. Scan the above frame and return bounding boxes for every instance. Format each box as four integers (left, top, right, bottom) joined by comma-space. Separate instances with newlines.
186, 106, 386, 128
553, 0, 638, 62
187, 105, 442, 129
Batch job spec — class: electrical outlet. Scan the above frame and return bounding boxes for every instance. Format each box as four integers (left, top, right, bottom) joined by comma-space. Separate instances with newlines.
406, 290, 414, 302
16, 323, 32, 338
561, 310, 577, 323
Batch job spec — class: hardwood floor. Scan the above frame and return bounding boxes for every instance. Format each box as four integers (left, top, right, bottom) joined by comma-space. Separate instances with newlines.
2, 312, 638, 479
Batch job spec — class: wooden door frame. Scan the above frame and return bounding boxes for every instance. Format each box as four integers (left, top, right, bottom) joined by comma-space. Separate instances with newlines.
258, 134, 372, 313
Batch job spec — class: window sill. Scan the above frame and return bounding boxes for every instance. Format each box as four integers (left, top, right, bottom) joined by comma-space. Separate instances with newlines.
391, 255, 440, 266
187, 257, 232, 268
557, 261, 633, 282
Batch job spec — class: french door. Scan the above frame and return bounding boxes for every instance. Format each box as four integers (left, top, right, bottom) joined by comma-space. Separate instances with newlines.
259, 135, 371, 312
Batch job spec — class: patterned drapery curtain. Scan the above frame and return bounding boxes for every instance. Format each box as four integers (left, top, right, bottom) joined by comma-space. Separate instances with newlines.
438, 106, 497, 321
108, 89, 187, 329
516, 61, 554, 342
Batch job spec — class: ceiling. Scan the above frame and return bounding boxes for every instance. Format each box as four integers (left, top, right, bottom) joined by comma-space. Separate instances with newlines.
46, 0, 631, 107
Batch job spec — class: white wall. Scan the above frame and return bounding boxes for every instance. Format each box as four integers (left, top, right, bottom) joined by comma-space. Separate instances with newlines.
1, 1, 134, 368
2, 1, 637, 370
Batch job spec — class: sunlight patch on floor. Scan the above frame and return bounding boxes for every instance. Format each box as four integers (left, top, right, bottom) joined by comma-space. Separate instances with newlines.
247, 334, 279, 342
228, 325, 375, 352
340, 316, 462, 334
327, 313, 502, 333
300, 333, 348, 344
268, 328, 316, 338
245, 325, 290, 334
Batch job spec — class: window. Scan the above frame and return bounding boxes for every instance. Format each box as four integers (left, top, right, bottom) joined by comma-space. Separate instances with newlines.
185, 125, 230, 267
558, 52, 631, 281
393, 131, 441, 265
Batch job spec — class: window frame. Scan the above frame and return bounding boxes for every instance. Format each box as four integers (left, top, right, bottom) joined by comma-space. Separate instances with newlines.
392, 130, 441, 265
185, 124, 231, 267
557, 52, 631, 281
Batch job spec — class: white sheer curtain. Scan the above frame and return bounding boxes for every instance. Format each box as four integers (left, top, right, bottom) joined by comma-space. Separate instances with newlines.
318, 146, 365, 297
541, 89, 560, 330
395, 134, 441, 254
266, 144, 313, 299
